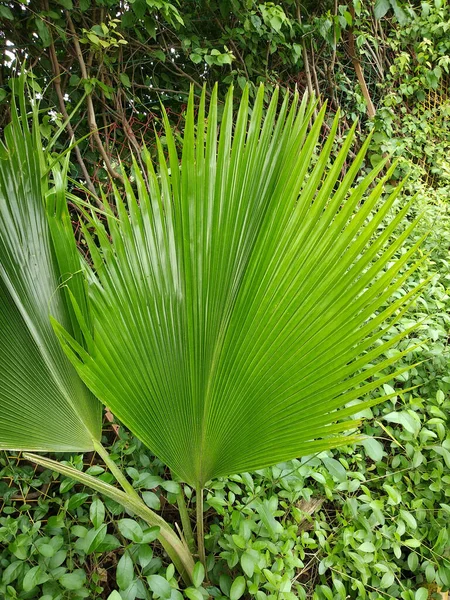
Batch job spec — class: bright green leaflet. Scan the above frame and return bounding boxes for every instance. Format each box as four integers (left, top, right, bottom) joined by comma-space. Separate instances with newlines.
54, 84, 425, 487
0, 90, 102, 451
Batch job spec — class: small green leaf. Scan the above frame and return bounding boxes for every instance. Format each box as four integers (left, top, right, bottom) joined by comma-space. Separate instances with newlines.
361, 438, 385, 461
0, 5, 13, 20
87, 32, 100, 45
147, 574, 172, 599
117, 551, 134, 590
142, 526, 160, 543
241, 550, 258, 578
192, 562, 205, 588
35, 18, 51, 46
67, 492, 89, 510
85, 524, 107, 553
400, 509, 417, 529
380, 571, 395, 589
117, 518, 143, 543
160, 480, 181, 494
415, 588, 428, 600
404, 538, 421, 548
142, 491, 161, 510
384, 411, 420, 435
23, 566, 49, 592
321, 456, 347, 482
120, 73, 131, 88
185, 588, 204, 600
374, 0, 390, 19
107, 592, 122, 600
59, 570, 87, 590
359, 542, 376, 553
137, 544, 153, 568
383, 484, 402, 505
230, 576, 246, 600
90, 497, 105, 528
408, 553, 419, 571
2, 561, 23, 585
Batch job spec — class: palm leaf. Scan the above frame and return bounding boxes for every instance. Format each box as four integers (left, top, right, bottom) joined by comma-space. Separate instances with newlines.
55, 85, 424, 486
0, 88, 101, 451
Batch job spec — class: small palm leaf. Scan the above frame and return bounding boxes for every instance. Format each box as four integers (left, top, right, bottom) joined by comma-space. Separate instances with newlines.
56, 85, 424, 486
0, 91, 101, 451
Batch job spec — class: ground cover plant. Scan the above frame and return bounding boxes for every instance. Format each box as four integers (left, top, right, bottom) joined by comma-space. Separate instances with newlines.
1, 1, 450, 598
1, 74, 447, 599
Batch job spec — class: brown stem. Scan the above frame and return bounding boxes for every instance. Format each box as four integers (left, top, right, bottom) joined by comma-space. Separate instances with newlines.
347, 6, 376, 119
47, 38, 97, 197
66, 13, 124, 183
296, 3, 314, 100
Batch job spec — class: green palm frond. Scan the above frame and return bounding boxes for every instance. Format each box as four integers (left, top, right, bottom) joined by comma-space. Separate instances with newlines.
0, 90, 102, 451
54, 85, 424, 486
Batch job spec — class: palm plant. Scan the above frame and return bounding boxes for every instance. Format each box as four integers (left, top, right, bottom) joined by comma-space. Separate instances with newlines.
0, 83, 425, 580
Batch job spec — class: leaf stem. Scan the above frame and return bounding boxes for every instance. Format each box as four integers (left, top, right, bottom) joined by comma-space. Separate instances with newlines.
196, 485, 205, 565
176, 485, 196, 552
24, 452, 195, 584
92, 438, 141, 502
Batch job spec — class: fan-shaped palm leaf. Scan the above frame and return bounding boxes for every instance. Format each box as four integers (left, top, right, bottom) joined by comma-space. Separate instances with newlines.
0, 92, 101, 451
54, 85, 424, 488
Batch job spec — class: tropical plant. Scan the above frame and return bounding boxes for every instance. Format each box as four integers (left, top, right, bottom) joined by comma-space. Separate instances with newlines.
0, 82, 426, 583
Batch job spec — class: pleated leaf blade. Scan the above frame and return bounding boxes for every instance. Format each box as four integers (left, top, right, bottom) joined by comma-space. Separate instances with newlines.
56, 85, 424, 484
0, 94, 102, 451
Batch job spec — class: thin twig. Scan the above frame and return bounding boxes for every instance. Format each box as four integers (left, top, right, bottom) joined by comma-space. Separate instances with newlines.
66, 13, 124, 183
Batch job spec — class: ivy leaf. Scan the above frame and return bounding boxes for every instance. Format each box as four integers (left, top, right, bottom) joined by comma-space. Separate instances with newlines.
117, 551, 134, 590
142, 491, 161, 510
23, 566, 49, 592
84, 524, 107, 553
361, 438, 385, 461
90, 497, 105, 528
117, 519, 143, 543
192, 562, 205, 588
383, 411, 420, 435
59, 570, 87, 590
359, 542, 376, 553
160, 480, 180, 494
190, 53, 203, 64
241, 550, 259, 578
321, 456, 347, 482
374, 0, 390, 19
0, 5, 13, 20
383, 484, 402, 505
35, 17, 51, 47
120, 73, 131, 88
147, 574, 172, 599
56, 0, 73, 9
185, 589, 204, 600
230, 576, 246, 600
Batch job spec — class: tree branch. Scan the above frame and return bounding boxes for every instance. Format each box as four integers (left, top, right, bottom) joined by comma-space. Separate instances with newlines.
47, 36, 97, 197
66, 13, 124, 183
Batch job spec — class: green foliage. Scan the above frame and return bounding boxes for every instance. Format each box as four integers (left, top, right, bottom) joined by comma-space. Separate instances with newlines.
0, 84, 102, 452
46, 84, 424, 489
361, 1, 450, 192
1, 1, 450, 598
